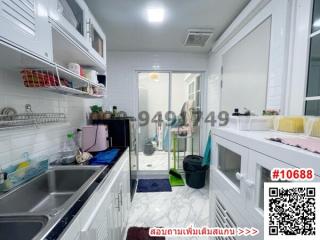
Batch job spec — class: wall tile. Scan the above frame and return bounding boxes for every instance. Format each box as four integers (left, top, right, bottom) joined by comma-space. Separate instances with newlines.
0, 68, 101, 168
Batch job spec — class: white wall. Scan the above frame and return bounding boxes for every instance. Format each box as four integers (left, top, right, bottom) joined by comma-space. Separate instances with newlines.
106, 51, 208, 116
207, 0, 292, 121
221, 17, 271, 115
0, 68, 101, 168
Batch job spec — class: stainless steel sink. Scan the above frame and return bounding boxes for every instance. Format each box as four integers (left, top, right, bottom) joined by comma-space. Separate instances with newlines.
0, 165, 105, 239
0, 216, 48, 240
0, 167, 98, 215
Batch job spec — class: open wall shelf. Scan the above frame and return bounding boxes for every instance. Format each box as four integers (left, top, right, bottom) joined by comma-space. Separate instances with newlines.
51, 25, 105, 73
0, 40, 105, 99
22, 68, 105, 99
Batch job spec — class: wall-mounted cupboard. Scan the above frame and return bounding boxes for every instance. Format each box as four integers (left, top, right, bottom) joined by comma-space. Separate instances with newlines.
0, 0, 52, 60
48, 0, 107, 70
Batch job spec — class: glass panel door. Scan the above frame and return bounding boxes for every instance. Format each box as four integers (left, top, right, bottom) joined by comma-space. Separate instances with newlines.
138, 72, 169, 171
218, 145, 242, 189
247, 150, 291, 229
257, 166, 271, 210
137, 72, 202, 173
170, 73, 202, 172
213, 136, 249, 208
91, 26, 104, 58
59, 0, 84, 36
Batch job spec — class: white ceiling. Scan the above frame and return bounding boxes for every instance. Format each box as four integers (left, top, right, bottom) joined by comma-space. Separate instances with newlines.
85, 0, 250, 53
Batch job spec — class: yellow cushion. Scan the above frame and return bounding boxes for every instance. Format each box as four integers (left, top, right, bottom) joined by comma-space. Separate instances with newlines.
310, 118, 320, 137
277, 117, 305, 133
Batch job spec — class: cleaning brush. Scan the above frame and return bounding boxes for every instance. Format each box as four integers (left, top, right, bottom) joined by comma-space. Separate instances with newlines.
169, 168, 183, 179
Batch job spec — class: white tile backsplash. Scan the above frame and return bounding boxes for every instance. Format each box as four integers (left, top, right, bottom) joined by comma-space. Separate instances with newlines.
0, 68, 102, 168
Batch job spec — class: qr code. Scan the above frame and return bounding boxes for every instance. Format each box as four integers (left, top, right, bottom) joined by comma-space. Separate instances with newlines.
265, 182, 320, 240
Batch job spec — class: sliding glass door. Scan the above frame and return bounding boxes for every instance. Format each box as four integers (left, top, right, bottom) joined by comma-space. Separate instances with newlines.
137, 71, 202, 173
170, 73, 202, 171
138, 72, 170, 171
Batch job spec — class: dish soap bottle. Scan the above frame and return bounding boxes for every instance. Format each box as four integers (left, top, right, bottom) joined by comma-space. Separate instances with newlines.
61, 133, 78, 164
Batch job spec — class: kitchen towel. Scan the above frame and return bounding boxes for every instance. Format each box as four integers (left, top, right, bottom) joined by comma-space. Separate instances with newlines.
202, 130, 211, 166
269, 137, 320, 154
90, 148, 120, 165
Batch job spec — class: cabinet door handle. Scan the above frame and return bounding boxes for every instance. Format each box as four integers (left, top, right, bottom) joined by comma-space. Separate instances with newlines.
120, 189, 123, 206
245, 179, 255, 188
235, 172, 244, 181
117, 193, 121, 211
86, 19, 92, 39
115, 194, 120, 211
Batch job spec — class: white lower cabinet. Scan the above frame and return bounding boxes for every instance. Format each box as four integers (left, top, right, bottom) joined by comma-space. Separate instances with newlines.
210, 189, 250, 240
211, 136, 297, 239
213, 136, 249, 210
246, 150, 293, 231
59, 218, 81, 240
211, 133, 320, 240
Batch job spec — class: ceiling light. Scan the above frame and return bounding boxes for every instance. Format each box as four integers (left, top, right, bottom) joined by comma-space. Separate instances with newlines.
147, 8, 165, 23
149, 72, 159, 81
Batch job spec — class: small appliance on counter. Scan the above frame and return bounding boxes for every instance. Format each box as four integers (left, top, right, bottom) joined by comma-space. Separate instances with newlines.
91, 117, 137, 200
81, 125, 109, 152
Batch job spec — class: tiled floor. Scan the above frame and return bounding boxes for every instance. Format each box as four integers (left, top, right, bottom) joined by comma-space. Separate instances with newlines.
138, 151, 169, 170
138, 151, 189, 171
127, 184, 209, 239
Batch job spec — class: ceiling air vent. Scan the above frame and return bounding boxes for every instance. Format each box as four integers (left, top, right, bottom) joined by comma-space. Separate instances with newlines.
184, 29, 213, 47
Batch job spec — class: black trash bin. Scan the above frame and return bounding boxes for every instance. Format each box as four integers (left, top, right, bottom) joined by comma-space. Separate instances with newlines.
144, 140, 155, 156
183, 155, 208, 189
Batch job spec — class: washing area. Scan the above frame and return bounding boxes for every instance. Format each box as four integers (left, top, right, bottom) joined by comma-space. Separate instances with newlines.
0, 0, 319, 240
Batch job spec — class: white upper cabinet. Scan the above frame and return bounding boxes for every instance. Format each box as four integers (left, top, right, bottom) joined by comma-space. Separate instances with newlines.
49, 0, 106, 67
0, 0, 52, 60
49, 0, 89, 50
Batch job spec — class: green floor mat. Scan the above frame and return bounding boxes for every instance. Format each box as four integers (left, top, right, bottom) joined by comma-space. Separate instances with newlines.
169, 174, 185, 186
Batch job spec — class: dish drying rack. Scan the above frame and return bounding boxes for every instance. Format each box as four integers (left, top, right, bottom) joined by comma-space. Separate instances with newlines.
21, 66, 105, 98
0, 105, 66, 130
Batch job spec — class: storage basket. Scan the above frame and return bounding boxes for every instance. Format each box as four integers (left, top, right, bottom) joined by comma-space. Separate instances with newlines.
0, 156, 49, 192
227, 116, 273, 131
305, 117, 320, 138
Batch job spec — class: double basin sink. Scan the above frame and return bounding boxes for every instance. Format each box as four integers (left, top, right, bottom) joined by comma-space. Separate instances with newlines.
0, 166, 105, 240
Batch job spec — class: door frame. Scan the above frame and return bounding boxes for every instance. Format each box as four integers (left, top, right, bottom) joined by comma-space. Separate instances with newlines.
135, 70, 206, 178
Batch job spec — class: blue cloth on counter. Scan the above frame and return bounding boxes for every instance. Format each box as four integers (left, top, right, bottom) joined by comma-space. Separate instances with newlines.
202, 131, 211, 166
90, 149, 120, 165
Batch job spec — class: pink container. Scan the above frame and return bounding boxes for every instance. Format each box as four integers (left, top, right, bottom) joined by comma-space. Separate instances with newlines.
81, 125, 109, 152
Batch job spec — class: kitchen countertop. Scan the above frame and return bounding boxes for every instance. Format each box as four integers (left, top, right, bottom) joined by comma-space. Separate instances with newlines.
45, 147, 127, 240
212, 127, 320, 176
